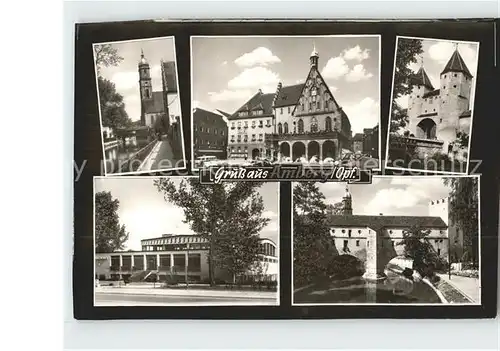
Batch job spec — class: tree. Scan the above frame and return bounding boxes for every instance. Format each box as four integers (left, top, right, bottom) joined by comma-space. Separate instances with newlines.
391, 38, 424, 132
443, 177, 479, 267
154, 179, 270, 286
95, 191, 129, 253
326, 202, 344, 216
98, 76, 131, 131
94, 44, 123, 75
293, 182, 338, 287
398, 226, 445, 277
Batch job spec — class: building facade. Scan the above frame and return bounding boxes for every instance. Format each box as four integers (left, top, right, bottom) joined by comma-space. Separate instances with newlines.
95, 234, 279, 283
225, 46, 354, 161
193, 108, 228, 159
226, 90, 275, 160
326, 185, 451, 279
406, 48, 473, 159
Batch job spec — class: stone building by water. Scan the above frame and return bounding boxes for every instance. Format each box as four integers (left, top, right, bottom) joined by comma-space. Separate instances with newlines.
326, 185, 452, 280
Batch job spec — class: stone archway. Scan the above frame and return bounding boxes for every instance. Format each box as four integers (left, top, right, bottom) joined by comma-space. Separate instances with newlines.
280, 142, 290, 157
251, 148, 260, 159
416, 118, 437, 139
322, 140, 336, 159
307, 141, 320, 159
292, 142, 306, 161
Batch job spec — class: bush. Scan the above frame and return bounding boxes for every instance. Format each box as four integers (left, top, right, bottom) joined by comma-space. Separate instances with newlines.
328, 255, 364, 279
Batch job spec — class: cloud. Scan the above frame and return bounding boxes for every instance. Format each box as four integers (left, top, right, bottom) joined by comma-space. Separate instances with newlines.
345, 64, 373, 82
329, 86, 338, 93
192, 100, 200, 109
208, 89, 253, 102
427, 41, 478, 77
394, 96, 408, 109
227, 66, 280, 90
321, 56, 349, 79
342, 97, 379, 133
222, 60, 228, 65
122, 94, 141, 121
262, 210, 278, 219
263, 219, 279, 233
234, 47, 281, 67
342, 45, 370, 61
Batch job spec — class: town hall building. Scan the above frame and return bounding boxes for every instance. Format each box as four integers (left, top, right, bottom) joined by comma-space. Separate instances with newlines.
226, 45, 354, 161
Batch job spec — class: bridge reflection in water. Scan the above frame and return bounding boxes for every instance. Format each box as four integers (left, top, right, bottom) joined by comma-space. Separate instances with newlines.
294, 276, 441, 304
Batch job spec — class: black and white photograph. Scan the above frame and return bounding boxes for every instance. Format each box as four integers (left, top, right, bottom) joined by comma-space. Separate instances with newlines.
191, 35, 381, 170
93, 176, 279, 306
93, 36, 186, 175
292, 176, 480, 305
386, 36, 479, 174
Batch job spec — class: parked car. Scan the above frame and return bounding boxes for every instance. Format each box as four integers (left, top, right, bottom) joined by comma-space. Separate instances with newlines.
95, 279, 100, 287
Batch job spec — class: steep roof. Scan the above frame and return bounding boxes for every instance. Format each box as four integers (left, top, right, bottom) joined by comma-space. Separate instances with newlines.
229, 91, 275, 120
441, 49, 473, 79
326, 215, 447, 229
459, 110, 472, 118
215, 109, 232, 118
162, 61, 178, 94
143, 91, 164, 114
193, 107, 227, 124
423, 89, 440, 98
273, 83, 305, 108
409, 67, 434, 90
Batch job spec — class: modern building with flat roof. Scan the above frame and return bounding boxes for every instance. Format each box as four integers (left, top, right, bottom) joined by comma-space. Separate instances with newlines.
95, 234, 278, 283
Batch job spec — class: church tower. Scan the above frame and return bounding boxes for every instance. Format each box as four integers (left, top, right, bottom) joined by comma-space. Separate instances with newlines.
342, 184, 353, 215
407, 62, 435, 137
438, 46, 473, 148
138, 49, 153, 125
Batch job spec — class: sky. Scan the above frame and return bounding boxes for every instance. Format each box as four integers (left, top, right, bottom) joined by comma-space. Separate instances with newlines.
95, 36, 181, 122
192, 36, 380, 134
94, 178, 280, 250
315, 176, 458, 217
394, 37, 479, 110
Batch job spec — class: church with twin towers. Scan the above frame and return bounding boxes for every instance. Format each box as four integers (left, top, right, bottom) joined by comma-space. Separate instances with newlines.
406, 45, 473, 158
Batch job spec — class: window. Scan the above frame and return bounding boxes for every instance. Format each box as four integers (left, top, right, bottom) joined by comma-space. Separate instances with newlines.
316, 101, 320, 109
206, 127, 210, 133
258, 133, 263, 141
252, 121, 256, 128
358, 230, 362, 234
244, 121, 248, 128
298, 119, 304, 133
200, 127, 204, 132
237, 122, 241, 129
325, 116, 332, 131
453, 85, 457, 88
356, 240, 360, 247
231, 122, 235, 129
280, 108, 283, 114
437, 248, 441, 256
145, 88, 150, 98
288, 106, 291, 113
454, 74, 457, 77
283, 122, 289, 134
221, 130, 224, 136
277, 123, 283, 134
310, 117, 318, 132
341, 229, 346, 233
343, 240, 348, 248
259, 120, 263, 128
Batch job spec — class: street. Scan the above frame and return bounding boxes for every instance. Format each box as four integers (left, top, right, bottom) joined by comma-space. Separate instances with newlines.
95, 291, 277, 306
138, 136, 178, 172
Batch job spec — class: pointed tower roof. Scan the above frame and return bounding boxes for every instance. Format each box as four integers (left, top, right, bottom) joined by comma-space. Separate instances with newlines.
310, 42, 319, 58
409, 67, 434, 90
441, 48, 473, 79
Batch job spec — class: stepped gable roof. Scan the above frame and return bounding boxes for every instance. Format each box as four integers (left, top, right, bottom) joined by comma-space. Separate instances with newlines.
423, 89, 440, 98
143, 91, 164, 114
326, 215, 447, 229
273, 83, 305, 108
229, 90, 275, 120
162, 61, 178, 94
441, 49, 473, 79
459, 110, 472, 118
409, 67, 434, 90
